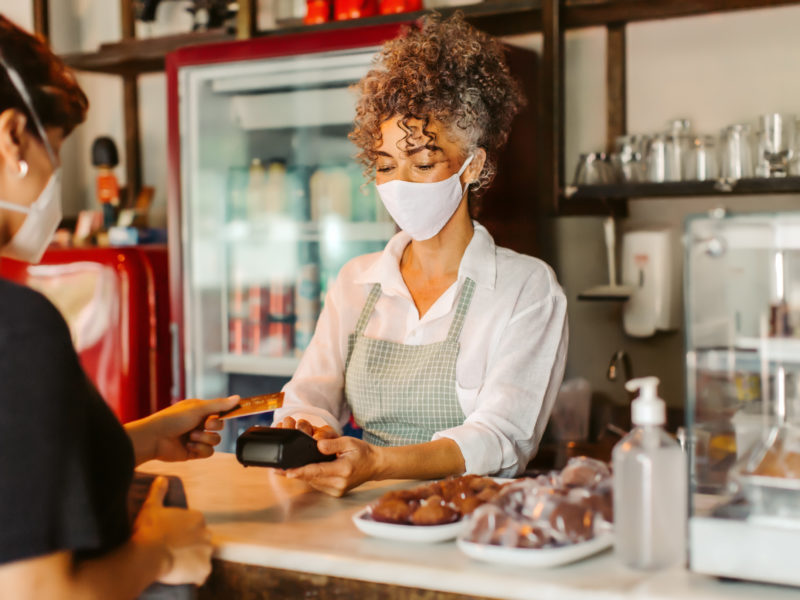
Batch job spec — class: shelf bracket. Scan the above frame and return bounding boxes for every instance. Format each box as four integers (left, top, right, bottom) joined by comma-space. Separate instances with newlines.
541, 0, 565, 215
237, 0, 258, 40
606, 22, 627, 153
32, 0, 50, 41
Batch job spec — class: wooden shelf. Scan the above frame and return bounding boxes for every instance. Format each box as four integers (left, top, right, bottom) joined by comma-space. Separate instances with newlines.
59, 2, 542, 76
563, 177, 800, 201
61, 29, 233, 76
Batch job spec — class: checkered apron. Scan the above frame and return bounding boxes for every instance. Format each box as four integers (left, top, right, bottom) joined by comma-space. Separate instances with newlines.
344, 278, 476, 446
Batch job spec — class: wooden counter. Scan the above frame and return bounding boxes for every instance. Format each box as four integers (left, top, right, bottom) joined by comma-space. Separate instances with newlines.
138, 453, 799, 600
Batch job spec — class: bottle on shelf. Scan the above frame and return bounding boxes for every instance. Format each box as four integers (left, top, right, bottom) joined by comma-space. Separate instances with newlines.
246, 158, 267, 219
310, 165, 352, 222
612, 376, 687, 570
295, 262, 321, 355
264, 159, 289, 215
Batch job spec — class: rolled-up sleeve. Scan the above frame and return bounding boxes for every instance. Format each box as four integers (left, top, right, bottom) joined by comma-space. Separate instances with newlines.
434, 290, 568, 477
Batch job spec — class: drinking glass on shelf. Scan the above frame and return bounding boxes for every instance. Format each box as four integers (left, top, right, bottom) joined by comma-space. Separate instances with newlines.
666, 119, 692, 181
720, 124, 754, 180
684, 135, 719, 181
791, 121, 800, 176
755, 113, 796, 178
573, 152, 615, 185
613, 135, 645, 182
646, 133, 669, 182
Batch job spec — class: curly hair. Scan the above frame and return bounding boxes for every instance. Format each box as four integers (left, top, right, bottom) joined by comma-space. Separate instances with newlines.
350, 12, 524, 214
0, 15, 88, 138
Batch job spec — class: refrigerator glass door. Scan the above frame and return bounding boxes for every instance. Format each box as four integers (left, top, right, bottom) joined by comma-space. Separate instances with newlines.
179, 47, 394, 407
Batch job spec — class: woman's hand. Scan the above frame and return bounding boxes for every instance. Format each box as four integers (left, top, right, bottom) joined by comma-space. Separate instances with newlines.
284, 436, 382, 497
274, 415, 339, 441
132, 476, 213, 585
126, 395, 240, 465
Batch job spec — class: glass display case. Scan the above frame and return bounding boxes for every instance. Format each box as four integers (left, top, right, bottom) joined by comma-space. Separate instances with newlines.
685, 211, 800, 587
167, 26, 406, 428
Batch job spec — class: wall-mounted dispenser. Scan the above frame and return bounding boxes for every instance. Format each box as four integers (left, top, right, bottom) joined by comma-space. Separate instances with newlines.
621, 229, 681, 337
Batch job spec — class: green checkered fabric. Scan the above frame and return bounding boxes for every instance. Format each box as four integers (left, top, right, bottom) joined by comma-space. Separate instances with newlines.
344, 278, 476, 447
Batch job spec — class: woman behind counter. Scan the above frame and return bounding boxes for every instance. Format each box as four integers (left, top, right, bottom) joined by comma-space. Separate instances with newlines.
0, 16, 239, 598
275, 13, 568, 496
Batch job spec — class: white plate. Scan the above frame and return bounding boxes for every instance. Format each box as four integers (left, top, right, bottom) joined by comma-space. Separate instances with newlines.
352, 507, 466, 543
456, 533, 613, 568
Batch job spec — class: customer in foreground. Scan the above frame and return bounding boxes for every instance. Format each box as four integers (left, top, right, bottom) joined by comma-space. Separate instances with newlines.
0, 16, 239, 598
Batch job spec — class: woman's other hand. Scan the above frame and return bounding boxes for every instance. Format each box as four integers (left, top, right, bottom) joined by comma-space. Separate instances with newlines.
132, 476, 213, 585
126, 395, 240, 464
274, 416, 339, 441
284, 436, 381, 497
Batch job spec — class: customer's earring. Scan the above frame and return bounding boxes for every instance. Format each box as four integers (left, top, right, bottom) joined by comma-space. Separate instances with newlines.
15, 160, 28, 179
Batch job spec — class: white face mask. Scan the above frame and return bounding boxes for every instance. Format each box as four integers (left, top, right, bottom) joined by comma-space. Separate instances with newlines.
377, 154, 474, 241
0, 168, 63, 263
0, 53, 62, 264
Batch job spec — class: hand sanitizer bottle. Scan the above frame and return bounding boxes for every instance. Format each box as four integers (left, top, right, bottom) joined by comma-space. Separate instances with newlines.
612, 376, 687, 570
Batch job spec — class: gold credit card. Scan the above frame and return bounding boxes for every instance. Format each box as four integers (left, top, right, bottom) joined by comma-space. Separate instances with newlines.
218, 392, 284, 420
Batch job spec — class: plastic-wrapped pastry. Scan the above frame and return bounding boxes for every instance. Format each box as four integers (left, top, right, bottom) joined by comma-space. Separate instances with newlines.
463, 456, 614, 548
560, 456, 612, 489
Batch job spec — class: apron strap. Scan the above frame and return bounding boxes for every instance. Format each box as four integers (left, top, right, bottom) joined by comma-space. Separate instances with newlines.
446, 277, 476, 341
354, 283, 382, 336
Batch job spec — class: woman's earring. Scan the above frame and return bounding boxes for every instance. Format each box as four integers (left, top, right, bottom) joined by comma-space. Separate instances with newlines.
16, 160, 28, 179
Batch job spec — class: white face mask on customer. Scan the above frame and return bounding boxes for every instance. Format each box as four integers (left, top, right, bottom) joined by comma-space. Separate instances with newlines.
0, 53, 62, 264
376, 154, 474, 241
0, 168, 62, 263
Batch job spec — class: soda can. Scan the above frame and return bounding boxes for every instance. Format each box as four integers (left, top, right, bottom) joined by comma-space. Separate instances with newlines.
229, 316, 245, 354
248, 320, 262, 355
266, 319, 295, 357
229, 280, 247, 319
268, 281, 295, 319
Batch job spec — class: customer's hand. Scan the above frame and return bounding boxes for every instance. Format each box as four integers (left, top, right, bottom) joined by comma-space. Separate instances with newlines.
275, 416, 339, 441
284, 436, 380, 497
132, 476, 213, 585
145, 395, 240, 463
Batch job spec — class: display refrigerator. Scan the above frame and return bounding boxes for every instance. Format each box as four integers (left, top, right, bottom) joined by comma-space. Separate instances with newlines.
685, 212, 800, 587
166, 24, 414, 438
166, 23, 539, 447
0, 246, 171, 423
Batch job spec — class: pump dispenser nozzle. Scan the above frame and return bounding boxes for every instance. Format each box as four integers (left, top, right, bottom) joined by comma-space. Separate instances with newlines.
625, 376, 665, 426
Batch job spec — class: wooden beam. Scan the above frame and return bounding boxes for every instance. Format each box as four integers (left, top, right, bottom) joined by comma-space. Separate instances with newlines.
123, 75, 142, 208
605, 23, 626, 153
32, 0, 49, 41
121, 0, 136, 40
237, 0, 258, 40
540, 0, 565, 214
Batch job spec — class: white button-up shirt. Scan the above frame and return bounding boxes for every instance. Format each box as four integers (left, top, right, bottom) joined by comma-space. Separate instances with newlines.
276, 223, 568, 477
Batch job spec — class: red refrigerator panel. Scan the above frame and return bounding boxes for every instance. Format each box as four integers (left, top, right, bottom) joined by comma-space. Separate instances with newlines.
0, 246, 171, 423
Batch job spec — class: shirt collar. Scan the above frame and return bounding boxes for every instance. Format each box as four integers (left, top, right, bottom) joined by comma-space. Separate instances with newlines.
354, 221, 497, 294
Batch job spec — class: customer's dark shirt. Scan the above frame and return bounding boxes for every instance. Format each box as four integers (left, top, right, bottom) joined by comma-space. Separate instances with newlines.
0, 278, 134, 565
